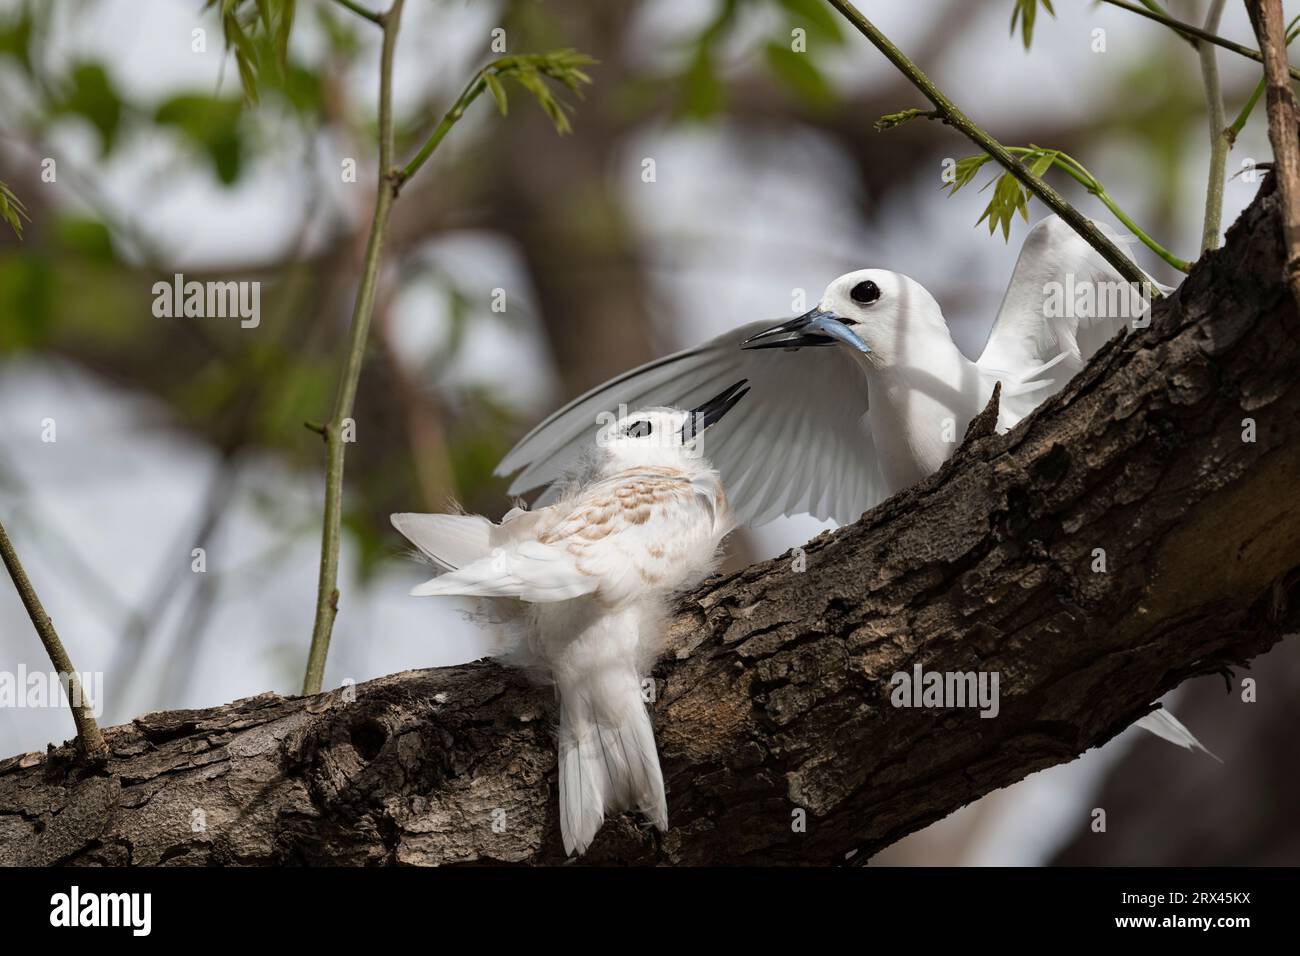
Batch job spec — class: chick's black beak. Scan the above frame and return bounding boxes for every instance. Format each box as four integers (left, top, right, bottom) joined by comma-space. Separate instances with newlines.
681, 379, 750, 443
742, 308, 871, 354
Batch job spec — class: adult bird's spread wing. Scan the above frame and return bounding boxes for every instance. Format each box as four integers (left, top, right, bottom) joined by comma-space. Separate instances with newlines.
495, 321, 883, 527
975, 215, 1152, 425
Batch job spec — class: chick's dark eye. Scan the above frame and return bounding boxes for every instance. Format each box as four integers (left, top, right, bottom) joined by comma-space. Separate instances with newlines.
625, 420, 653, 438
850, 280, 881, 305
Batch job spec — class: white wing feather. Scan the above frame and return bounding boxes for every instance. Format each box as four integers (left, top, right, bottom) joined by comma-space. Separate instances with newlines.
395, 472, 722, 603
497, 216, 1146, 527
976, 215, 1153, 425
406, 539, 598, 602
496, 322, 883, 527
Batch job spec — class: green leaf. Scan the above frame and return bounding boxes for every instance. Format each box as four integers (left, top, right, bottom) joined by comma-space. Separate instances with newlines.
944, 154, 993, 195
155, 93, 242, 136
486, 51, 595, 135
226, 14, 260, 102
763, 41, 835, 109
484, 72, 508, 116
945, 144, 1104, 243
275, 60, 323, 114
53, 62, 123, 156
0, 256, 53, 350
1009, 0, 1055, 50
1026, 147, 1057, 179
155, 94, 246, 184
204, 0, 298, 103
53, 216, 115, 262
976, 171, 1031, 241
0, 6, 34, 73
272, 0, 296, 75
537, 49, 596, 92
680, 44, 723, 120
0, 180, 30, 239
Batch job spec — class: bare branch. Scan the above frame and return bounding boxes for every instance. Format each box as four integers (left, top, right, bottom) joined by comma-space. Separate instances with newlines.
1198, 0, 1229, 252
0, 519, 106, 762
303, 0, 406, 695
1247, 0, 1300, 307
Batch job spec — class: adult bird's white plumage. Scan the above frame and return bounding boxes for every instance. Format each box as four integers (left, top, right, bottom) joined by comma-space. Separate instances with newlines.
394, 381, 749, 855
495, 215, 1210, 757
496, 215, 1150, 526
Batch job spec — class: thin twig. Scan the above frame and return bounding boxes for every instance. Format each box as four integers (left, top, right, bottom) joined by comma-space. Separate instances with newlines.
395, 71, 490, 190
826, 0, 1151, 288
1136, 0, 1197, 48
301, 29, 588, 693
1101, 0, 1300, 81
1229, 75, 1268, 144
1198, 0, 1229, 252
1247, 0, 1300, 304
394, 52, 594, 191
303, 0, 406, 696
0, 460, 135, 632
330, 0, 382, 26
0, 517, 107, 760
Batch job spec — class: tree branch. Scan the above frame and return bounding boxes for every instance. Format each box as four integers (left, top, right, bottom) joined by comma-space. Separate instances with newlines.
0, 519, 106, 762
1248, 0, 1300, 308
3, 184, 1297, 865
330, 0, 382, 26
303, 0, 405, 696
302, 32, 594, 694
1198, 0, 1229, 252
394, 71, 488, 191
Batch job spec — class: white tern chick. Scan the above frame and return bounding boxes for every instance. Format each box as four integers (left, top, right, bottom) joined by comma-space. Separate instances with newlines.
495, 216, 1212, 758
392, 380, 750, 855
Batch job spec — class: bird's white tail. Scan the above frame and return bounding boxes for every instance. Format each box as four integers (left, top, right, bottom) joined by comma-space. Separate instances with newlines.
1135, 708, 1222, 762
556, 668, 666, 856
391, 512, 493, 571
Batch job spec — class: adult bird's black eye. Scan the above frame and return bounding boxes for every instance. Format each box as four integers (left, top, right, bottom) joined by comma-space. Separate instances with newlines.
850, 280, 881, 305
625, 420, 653, 438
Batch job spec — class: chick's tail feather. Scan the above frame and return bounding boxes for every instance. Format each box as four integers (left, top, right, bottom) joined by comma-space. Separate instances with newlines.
557, 667, 666, 857
390, 512, 492, 571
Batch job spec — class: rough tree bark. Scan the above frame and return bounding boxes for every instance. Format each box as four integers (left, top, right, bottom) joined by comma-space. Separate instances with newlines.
2, 183, 1298, 867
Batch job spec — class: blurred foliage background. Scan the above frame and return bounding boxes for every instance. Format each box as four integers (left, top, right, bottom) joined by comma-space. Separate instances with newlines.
0, 0, 1295, 864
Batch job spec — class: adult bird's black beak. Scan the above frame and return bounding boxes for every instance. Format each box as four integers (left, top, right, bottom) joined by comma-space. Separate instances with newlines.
742, 308, 872, 354
680, 379, 750, 443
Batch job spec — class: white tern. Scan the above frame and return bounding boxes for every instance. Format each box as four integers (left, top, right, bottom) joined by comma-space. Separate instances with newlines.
495, 215, 1215, 759
394, 380, 750, 855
